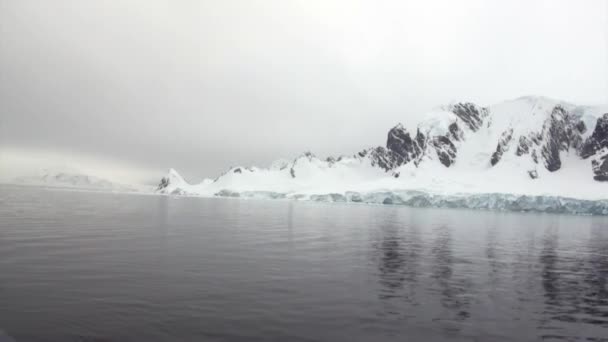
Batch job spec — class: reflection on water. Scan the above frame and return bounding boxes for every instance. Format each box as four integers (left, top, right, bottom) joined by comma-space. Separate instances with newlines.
585, 223, 608, 325
0, 185, 608, 342
538, 220, 608, 340
368, 209, 608, 341
430, 224, 473, 328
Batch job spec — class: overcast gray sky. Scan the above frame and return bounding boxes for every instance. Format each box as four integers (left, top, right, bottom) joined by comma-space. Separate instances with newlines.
1, 0, 607, 183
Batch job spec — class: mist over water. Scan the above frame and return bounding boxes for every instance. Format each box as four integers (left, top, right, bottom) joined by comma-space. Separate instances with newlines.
1, 185, 607, 341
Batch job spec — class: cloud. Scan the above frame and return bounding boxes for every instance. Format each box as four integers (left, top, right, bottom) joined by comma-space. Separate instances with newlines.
1, 0, 606, 181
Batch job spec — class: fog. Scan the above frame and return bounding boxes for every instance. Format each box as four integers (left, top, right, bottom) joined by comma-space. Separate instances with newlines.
1, 0, 606, 183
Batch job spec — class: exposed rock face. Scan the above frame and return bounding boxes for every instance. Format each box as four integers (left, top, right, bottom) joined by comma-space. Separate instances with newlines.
516, 136, 530, 156
386, 124, 425, 166
449, 102, 487, 131
581, 114, 608, 158
592, 154, 608, 181
491, 128, 514, 166
448, 122, 464, 141
363, 146, 397, 171
590, 148, 608, 181
367, 105, 605, 181
540, 106, 584, 172
492, 106, 588, 173
421, 103, 487, 166
581, 114, 608, 181
374, 103, 488, 169
432, 136, 457, 167
157, 177, 169, 191
157, 169, 188, 194
515, 133, 542, 159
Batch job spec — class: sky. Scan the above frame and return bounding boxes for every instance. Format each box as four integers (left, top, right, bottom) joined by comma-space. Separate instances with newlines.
1, 0, 607, 184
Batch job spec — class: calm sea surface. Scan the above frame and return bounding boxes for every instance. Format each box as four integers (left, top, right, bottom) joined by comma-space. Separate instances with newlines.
1, 185, 608, 342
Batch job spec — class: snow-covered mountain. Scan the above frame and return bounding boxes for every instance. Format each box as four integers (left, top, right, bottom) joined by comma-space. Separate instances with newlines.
13, 169, 142, 192
158, 96, 608, 214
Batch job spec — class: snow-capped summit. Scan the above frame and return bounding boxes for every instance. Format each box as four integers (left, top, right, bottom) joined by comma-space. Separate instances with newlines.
156, 96, 608, 215
157, 168, 189, 194
369, 96, 607, 177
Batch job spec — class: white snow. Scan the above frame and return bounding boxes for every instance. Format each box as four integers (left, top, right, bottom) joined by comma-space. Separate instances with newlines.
156, 96, 608, 215
418, 110, 458, 137
158, 148, 607, 201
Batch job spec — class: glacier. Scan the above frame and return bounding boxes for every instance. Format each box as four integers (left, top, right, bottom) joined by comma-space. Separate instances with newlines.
155, 170, 608, 216
215, 190, 608, 216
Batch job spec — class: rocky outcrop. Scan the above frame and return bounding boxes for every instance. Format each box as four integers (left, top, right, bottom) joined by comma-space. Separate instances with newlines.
495, 106, 587, 173
581, 114, 608, 159
540, 106, 585, 172
515, 133, 542, 161
424, 103, 487, 166
366, 105, 605, 181
592, 151, 608, 181
580, 114, 608, 181
363, 147, 397, 171
448, 122, 464, 141
516, 136, 531, 156
449, 102, 487, 131
157, 169, 188, 194
491, 128, 514, 166
157, 177, 170, 190
386, 124, 425, 166
432, 136, 457, 167
378, 103, 488, 169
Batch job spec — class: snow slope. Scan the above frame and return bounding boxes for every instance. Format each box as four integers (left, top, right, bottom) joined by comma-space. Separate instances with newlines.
157, 96, 608, 215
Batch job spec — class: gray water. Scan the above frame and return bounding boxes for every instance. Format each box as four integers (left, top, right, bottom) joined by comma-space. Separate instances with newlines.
1, 185, 608, 342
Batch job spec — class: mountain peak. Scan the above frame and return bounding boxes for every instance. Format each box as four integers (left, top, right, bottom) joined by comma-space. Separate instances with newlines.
157, 168, 188, 194
154, 97, 608, 212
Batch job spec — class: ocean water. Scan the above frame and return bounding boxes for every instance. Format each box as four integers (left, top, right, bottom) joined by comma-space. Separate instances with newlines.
0, 185, 607, 341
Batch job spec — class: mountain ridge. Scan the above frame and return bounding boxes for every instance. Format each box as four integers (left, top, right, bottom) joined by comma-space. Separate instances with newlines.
157, 96, 608, 204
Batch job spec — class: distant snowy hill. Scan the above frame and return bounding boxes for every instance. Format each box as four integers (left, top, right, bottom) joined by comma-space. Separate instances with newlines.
156, 96, 608, 215
12, 169, 142, 192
